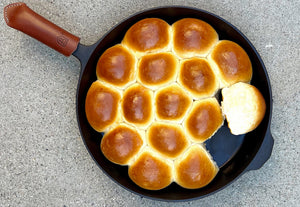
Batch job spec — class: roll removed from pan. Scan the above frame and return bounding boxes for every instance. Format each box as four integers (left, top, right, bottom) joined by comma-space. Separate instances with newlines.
221, 82, 266, 135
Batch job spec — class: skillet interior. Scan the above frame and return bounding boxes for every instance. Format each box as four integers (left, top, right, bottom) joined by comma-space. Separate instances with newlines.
75, 6, 272, 201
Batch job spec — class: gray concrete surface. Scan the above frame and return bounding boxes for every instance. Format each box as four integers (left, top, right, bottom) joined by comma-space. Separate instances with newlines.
0, 0, 299, 206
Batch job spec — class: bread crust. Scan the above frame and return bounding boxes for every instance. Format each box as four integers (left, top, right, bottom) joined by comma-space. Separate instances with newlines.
147, 122, 189, 159
174, 145, 218, 189
178, 58, 219, 99
154, 83, 192, 122
122, 18, 171, 57
137, 52, 178, 90
96, 44, 137, 88
128, 149, 173, 190
184, 98, 224, 143
121, 83, 154, 128
85, 81, 121, 132
172, 18, 218, 59
208, 40, 252, 88
101, 123, 144, 165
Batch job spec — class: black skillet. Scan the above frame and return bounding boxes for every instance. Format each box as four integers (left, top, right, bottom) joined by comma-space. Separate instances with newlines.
4, 2, 274, 201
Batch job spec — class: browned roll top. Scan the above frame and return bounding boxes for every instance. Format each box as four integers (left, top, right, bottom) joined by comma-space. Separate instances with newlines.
178, 58, 218, 99
147, 122, 189, 159
155, 84, 192, 121
101, 124, 144, 165
122, 84, 153, 126
172, 18, 218, 58
128, 150, 173, 190
122, 18, 171, 54
208, 40, 252, 88
96, 44, 136, 87
137, 52, 178, 88
85, 81, 121, 132
184, 98, 223, 142
174, 145, 218, 189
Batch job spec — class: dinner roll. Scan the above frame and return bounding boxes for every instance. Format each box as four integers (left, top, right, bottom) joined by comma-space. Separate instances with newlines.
85, 81, 121, 132
121, 83, 153, 128
178, 58, 219, 99
128, 149, 173, 190
208, 40, 252, 88
172, 18, 218, 59
147, 122, 189, 159
174, 145, 218, 189
155, 83, 192, 122
221, 82, 266, 135
96, 44, 136, 88
122, 18, 171, 57
184, 98, 224, 143
101, 124, 144, 165
137, 52, 178, 90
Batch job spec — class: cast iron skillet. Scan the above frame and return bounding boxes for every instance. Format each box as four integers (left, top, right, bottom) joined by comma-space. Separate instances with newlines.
5, 2, 274, 201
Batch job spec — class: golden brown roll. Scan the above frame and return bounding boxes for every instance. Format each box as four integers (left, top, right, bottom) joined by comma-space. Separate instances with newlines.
128, 149, 173, 190
174, 145, 218, 189
85, 81, 121, 132
184, 98, 224, 143
101, 124, 144, 165
137, 52, 178, 89
147, 122, 189, 159
172, 18, 218, 59
121, 83, 153, 128
122, 18, 171, 57
155, 83, 192, 122
208, 40, 252, 88
221, 82, 266, 135
96, 44, 136, 88
178, 58, 219, 99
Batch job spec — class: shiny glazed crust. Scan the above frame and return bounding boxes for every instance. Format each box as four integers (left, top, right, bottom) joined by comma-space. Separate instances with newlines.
100, 124, 144, 165
121, 83, 154, 128
184, 98, 224, 143
85, 81, 121, 132
128, 150, 173, 190
137, 52, 178, 90
178, 58, 219, 99
96, 44, 136, 88
208, 40, 252, 88
154, 83, 192, 122
146, 122, 189, 159
122, 18, 172, 57
174, 145, 218, 189
172, 18, 218, 58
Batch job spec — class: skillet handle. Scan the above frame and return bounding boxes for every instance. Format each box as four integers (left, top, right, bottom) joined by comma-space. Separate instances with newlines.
245, 127, 274, 171
4, 2, 80, 56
